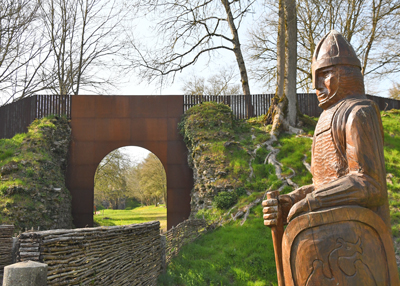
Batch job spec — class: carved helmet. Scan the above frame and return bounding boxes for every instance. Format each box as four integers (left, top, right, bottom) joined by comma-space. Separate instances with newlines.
312, 30, 361, 89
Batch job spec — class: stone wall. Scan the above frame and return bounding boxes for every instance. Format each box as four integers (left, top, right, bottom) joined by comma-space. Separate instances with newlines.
0, 117, 74, 232
17, 221, 162, 285
164, 219, 210, 265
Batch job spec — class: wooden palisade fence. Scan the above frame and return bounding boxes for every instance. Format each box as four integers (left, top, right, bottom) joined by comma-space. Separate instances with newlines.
0, 94, 71, 139
1, 93, 399, 139
184, 93, 323, 119
0, 225, 14, 279
184, 93, 400, 119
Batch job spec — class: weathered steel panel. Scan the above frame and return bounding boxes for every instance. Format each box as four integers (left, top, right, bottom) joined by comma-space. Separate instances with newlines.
66, 95, 192, 229
69, 142, 96, 165
167, 164, 194, 190
167, 187, 192, 228
129, 96, 169, 118
167, 96, 186, 117
67, 164, 98, 190
94, 118, 131, 142
95, 95, 130, 118
167, 141, 190, 165
167, 118, 181, 140
71, 95, 96, 118
70, 118, 97, 141
145, 118, 169, 141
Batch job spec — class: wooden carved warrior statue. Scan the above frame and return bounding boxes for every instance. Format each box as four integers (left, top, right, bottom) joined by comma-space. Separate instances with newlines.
263, 30, 399, 286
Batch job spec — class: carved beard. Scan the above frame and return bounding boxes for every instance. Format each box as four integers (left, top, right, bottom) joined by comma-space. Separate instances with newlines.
318, 66, 365, 110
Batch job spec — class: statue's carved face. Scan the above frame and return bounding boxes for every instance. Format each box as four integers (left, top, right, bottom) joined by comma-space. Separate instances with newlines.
315, 66, 339, 107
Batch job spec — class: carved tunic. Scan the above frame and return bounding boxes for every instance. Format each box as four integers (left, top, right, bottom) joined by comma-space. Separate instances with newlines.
312, 100, 347, 188
295, 95, 391, 230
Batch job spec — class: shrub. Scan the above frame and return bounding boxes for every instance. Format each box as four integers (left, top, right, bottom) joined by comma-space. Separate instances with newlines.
214, 191, 237, 209
235, 187, 247, 197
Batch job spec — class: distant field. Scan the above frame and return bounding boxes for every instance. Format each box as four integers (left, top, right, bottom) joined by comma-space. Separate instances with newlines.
93, 205, 167, 231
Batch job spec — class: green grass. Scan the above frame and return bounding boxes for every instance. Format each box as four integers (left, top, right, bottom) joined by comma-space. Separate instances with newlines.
381, 110, 400, 242
93, 205, 167, 231
158, 205, 277, 286
276, 134, 313, 191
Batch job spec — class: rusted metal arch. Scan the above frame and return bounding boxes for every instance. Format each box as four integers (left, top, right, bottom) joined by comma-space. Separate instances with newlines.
66, 95, 193, 229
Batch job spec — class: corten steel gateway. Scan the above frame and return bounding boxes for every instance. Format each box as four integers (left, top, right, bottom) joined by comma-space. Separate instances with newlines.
65, 95, 193, 229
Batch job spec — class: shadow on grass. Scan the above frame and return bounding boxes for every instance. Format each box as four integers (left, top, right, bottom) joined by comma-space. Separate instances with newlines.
158, 205, 278, 286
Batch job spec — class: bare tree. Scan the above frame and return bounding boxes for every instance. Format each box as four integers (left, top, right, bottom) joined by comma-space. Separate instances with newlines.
128, 0, 256, 112
389, 82, 400, 100
285, 0, 297, 127
260, 0, 300, 136
0, 0, 133, 104
0, 0, 47, 104
38, 0, 131, 96
182, 67, 241, 95
248, 0, 400, 91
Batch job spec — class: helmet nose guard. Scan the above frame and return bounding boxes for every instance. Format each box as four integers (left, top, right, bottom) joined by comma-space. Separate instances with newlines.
312, 30, 361, 89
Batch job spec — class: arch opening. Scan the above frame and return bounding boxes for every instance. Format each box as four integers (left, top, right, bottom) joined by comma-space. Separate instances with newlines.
93, 146, 167, 231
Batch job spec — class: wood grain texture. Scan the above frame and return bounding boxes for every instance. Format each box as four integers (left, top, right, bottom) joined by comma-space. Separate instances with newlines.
282, 206, 399, 286
267, 190, 285, 286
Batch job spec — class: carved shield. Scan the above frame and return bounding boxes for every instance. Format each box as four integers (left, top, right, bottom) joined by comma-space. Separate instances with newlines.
282, 206, 399, 286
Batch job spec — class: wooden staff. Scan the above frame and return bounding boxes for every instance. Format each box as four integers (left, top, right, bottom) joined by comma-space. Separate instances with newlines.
265, 190, 285, 286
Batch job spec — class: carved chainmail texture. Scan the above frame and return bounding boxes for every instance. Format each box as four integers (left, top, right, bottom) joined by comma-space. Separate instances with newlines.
312, 100, 347, 189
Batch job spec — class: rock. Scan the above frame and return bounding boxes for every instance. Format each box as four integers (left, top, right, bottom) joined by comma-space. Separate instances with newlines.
3, 261, 48, 286
387, 173, 394, 185
232, 211, 244, 221
1, 161, 19, 175
216, 171, 227, 177
223, 141, 240, 148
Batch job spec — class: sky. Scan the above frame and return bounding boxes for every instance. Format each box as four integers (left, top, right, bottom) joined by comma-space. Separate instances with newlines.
119, 146, 151, 165
109, 1, 395, 98
102, 2, 267, 97
0, 1, 396, 105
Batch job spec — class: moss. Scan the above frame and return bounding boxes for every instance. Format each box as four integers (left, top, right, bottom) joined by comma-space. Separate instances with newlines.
0, 116, 74, 232
181, 102, 285, 219
299, 113, 318, 135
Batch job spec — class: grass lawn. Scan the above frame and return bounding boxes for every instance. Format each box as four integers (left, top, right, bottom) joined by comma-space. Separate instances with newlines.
158, 205, 277, 286
93, 205, 167, 231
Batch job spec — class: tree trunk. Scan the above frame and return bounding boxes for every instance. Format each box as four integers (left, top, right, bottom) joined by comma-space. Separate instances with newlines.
221, 0, 252, 116
285, 0, 298, 126
277, 0, 286, 100
264, 0, 301, 137
264, 0, 287, 135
